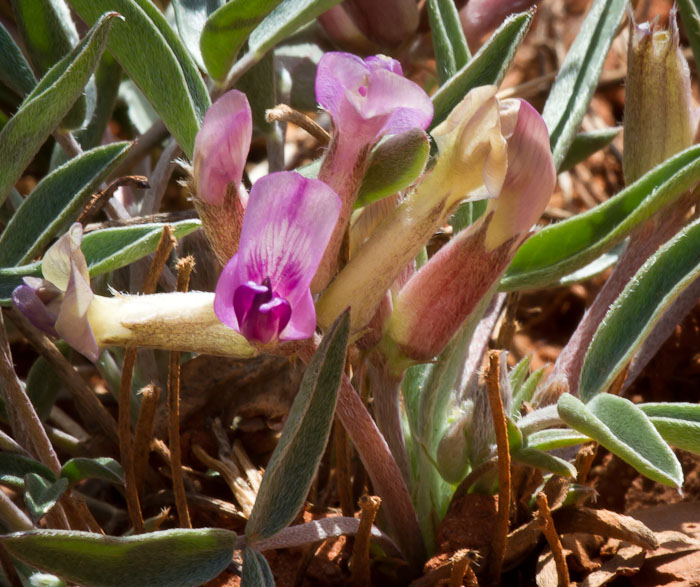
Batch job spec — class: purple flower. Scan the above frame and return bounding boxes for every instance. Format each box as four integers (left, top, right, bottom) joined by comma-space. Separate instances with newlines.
12, 223, 99, 362
311, 52, 433, 291
315, 52, 433, 144
214, 172, 341, 343
193, 89, 252, 206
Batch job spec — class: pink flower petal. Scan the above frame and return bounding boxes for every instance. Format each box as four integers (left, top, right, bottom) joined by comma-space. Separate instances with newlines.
315, 52, 433, 141
214, 172, 341, 342
193, 90, 252, 206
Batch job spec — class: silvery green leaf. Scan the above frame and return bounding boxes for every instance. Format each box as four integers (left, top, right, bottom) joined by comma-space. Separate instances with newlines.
200, 0, 283, 80
543, 0, 626, 170
427, 0, 470, 84
60, 457, 125, 486
431, 11, 532, 130
1, 528, 237, 587
0, 454, 56, 489
0, 22, 37, 97
0, 12, 117, 205
68, 0, 210, 158
246, 310, 349, 542
241, 548, 274, 587
559, 127, 622, 173
502, 146, 700, 291
580, 217, 700, 400
355, 129, 430, 208
172, 0, 225, 70
558, 393, 683, 487
0, 142, 130, 266
24, 474, 69, 521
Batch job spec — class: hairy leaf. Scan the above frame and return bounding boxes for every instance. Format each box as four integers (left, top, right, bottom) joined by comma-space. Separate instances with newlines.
246, 311, 349, 542
580, 217, 700, 400
2, 529, 236, 587
0, 12, 117, 205
558, 393, 682, 487
0, 142, 130, 266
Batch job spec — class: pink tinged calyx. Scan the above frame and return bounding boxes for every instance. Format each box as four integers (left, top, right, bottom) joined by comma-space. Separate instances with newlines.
192, 89, 252, 206
214, 172, 342, 343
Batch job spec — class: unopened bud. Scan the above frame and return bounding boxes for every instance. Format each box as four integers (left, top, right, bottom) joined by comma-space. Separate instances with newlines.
623, 12, 697, 185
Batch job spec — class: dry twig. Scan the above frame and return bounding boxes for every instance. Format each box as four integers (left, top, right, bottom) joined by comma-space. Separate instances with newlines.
485, 350, 511, 584
351, 495, 381, 586
536, 492, 569, 587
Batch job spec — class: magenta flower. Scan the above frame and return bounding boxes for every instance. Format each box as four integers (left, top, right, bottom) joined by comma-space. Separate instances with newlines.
214, 172, 341, 343
193, 89, 252, 207
315, 52, 433, 145
312, 52, 433, 290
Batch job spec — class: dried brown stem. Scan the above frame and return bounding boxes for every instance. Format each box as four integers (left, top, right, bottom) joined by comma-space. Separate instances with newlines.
351, 495, 381, 586
449, 549, 478, 587
485, 350, 511, 585
5, 308, 119, 446
120, 227, 175, 532
133, 384, 161, 494
141, 226, 176, 294
266, 104, 330, 146
169, 257, 195, 528
575, 443, 598, 485
77, 176, 149, 225
536, 492, 569, 587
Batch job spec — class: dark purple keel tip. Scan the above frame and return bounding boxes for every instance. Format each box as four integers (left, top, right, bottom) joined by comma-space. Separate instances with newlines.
11, 285, 59, 337
233, 277, 292, 343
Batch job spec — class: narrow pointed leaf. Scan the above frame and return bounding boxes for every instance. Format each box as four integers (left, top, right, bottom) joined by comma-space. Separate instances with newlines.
0, 12, 117, 205
526, 428, 590, 452
647, 418, 700, 455
60, 457, 125, 486
0, 142, 131, 266
558, 393, 683, 487
678, 0, 700, 76
1, 529, 237, 587
543, 0, 626, 170
172, 0, 225, 71
639, 403, 700, 422
580, 217, 700, 401
511, 447, 577, 477
556, 244, 624, 287
355, 129, 430, 208
200, 0, 283, 80
246, 311, 349, 542
427, 0, 471, 84
0, 454, 56, 489
431, 11, 532, 129
0, 23, 38, 97
241, 548, 274, 587
502, 145, 700, 291
68, 0, 210, 158
0, 221, 201, 306
230, 0, 343, 83
24, 474, 69, 521
559, 127, 622, 172
12, 0, 91, 129
79, 219, 202, 276
12, 0, 77, 77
